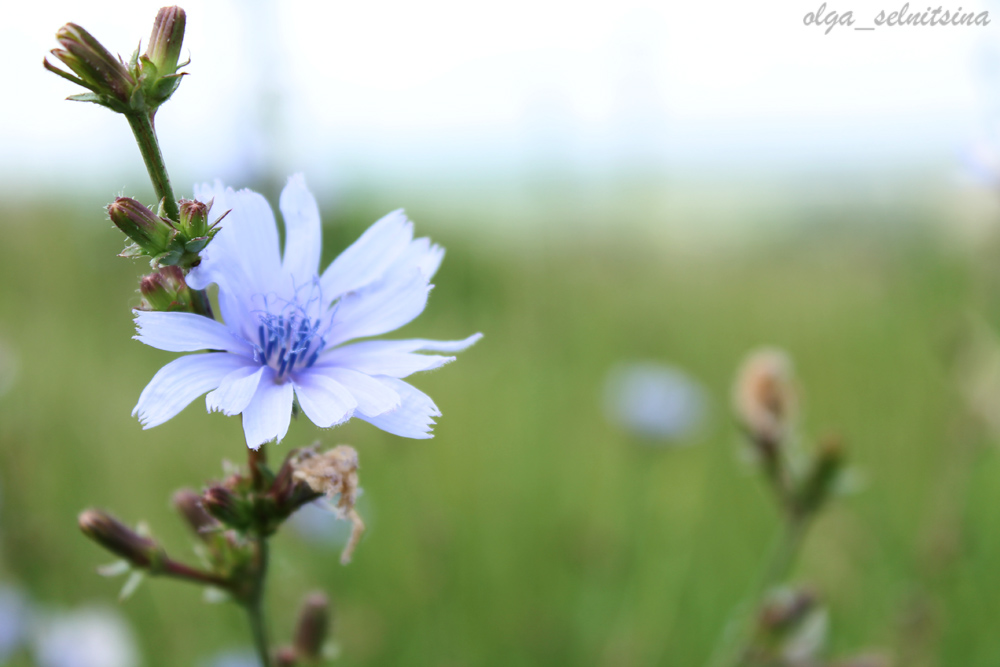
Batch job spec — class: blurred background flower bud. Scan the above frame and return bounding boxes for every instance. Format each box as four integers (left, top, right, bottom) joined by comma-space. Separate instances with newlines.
274, 646, 297, 667
172, 488, 220, 539
796, 435, 846, 518
107, 197, 175, 257
733, 347, 797, 449
293, 592, 330, 663
144, 7, 185, 77
758, 587, 817, 635
139, 266, 193, 312
44, 23, 135, 110
202, 486, 252, 530
78, 510, 160, 569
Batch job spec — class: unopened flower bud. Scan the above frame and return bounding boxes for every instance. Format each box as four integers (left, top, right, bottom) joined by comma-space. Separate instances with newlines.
275, 647, 297, 667
108, 197, 175, 257
294, 592, 330, 662
733, 348, 797, 449
759, 588, 817, 634
796, 435, 846, 517
139, 266, 192, 312
172, 488, 219, 539
45, 23, 135, 108
79, 509, 161, 569
145, 7, 186, 76
178, 198, 210, 238
202, 485, 253, 530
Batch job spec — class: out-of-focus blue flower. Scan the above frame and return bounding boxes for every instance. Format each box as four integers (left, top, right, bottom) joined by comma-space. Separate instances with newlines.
132, 174, 481, 449
0, 586, 28, 662
34, 606, 139, 667
603, 362, 708, 442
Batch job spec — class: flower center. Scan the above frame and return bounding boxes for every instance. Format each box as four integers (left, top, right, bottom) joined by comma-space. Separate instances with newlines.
251, 285, 332, 382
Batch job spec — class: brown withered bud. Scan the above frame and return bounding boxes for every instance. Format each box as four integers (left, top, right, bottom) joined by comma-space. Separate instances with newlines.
79, 509, 161, 569
733, 347, 797, 450
291, 446, 365, 564
293, 592, 331, 662
172, 488, 220, 539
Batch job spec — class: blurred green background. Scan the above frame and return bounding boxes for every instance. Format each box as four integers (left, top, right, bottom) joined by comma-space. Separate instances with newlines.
2, 179, 1000, 665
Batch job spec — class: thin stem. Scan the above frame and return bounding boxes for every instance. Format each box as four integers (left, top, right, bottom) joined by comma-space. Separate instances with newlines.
244, 443, 273, 667
246, 538, 273, 667
124, 110, 215, 319
161, 559, 233, 590
124, 112, 180, 221
706, 516, 809, 667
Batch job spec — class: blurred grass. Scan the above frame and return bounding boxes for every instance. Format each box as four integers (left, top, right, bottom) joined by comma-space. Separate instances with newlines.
0, 196, 997, 666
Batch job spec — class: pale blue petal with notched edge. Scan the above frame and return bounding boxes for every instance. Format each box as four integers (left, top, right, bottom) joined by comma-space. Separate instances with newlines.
382, 237, 445, 283
133, 310, 254, 356
189, 182, 282, 306
206, 365, 265, 415
241, 367, 295, 450
133, 353, 253, 429
317, 367, 400, 416
291, 372, 358, 428
357, 376, 441, 438
326, 270, 431, 347
318, 209, 413, 302
317, 333, 482, 378
279, 174, 323, 287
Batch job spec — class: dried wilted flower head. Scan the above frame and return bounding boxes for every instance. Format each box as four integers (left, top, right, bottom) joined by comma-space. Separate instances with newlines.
733, 348, 797, 448
291, 446, 365, 564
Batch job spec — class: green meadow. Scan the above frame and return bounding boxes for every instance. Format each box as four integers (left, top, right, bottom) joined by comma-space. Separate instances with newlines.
1, 185, 998, 666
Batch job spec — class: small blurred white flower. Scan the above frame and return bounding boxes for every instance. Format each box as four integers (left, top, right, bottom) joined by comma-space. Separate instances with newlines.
34, 606, 139, 667
603, 362, 708, 442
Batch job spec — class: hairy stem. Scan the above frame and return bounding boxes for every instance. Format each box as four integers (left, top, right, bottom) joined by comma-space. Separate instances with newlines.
124, 112, 179, 221
124, 110, 214, 318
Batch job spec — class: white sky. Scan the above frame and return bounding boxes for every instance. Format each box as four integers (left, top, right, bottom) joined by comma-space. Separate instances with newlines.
1, 0, 997, 196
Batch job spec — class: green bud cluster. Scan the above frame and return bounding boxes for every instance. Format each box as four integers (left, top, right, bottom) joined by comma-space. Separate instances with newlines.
108, 196, 222, 269
44, 7, 188, 116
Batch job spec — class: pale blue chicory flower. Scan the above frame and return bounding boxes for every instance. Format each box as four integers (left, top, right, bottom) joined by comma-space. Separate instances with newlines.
132, 175, 481, 449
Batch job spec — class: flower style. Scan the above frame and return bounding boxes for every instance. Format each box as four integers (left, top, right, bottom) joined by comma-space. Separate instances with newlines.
132, 175, 481, 449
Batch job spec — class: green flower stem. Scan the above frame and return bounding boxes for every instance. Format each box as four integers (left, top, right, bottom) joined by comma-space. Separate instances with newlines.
245, 444, 273, 667
162, 559, 234, 590
124, 111, 179, 222
124, 110, 214, 319
246, 538, 273, 667
707, 516, 809, 667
